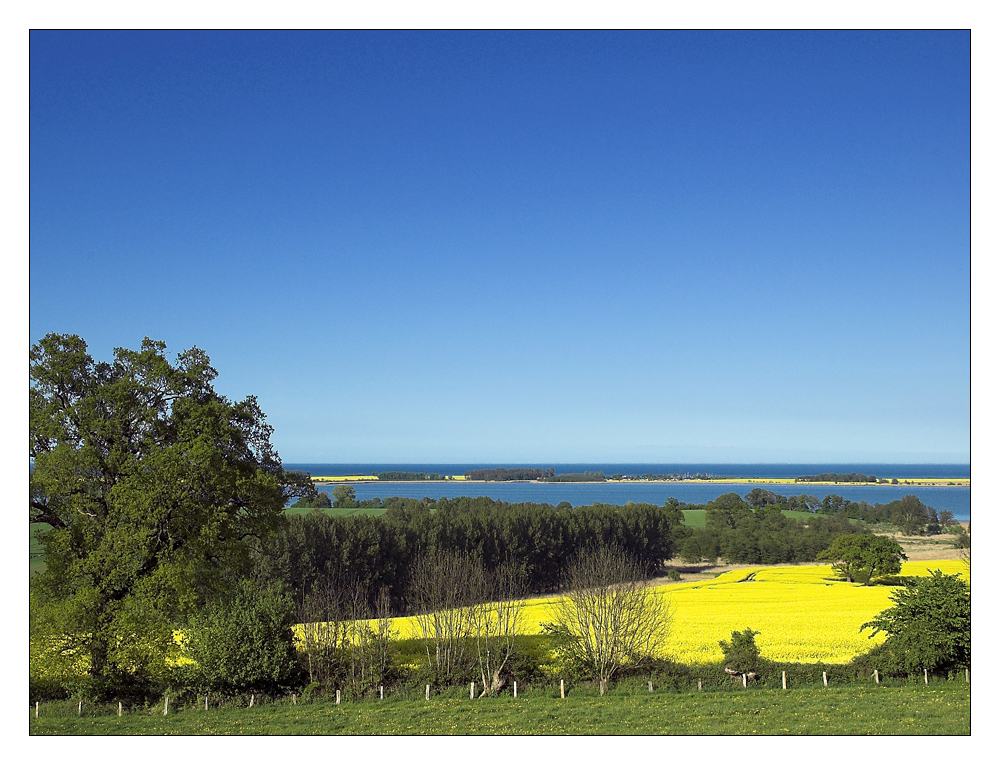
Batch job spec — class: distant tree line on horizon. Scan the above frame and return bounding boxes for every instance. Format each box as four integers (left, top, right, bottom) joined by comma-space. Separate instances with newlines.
463, 467, 555, 481
376, 471, 451, 481
795, 473, 878, 483
540, 471, 606, 482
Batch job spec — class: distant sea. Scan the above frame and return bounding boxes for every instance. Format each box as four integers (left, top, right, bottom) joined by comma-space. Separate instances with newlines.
285, 463, 971, 522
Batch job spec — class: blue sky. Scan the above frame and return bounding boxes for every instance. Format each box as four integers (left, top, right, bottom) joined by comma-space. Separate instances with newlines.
29, 30, 970, 464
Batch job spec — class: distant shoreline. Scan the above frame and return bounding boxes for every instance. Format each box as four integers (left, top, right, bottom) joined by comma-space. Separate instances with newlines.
311, 476, 969, 488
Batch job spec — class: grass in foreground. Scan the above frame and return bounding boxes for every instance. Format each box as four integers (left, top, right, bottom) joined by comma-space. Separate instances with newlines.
29, 684, 970, 735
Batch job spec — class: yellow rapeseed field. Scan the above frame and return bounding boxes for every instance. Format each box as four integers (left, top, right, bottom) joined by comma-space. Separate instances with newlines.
383, 560, 967, 665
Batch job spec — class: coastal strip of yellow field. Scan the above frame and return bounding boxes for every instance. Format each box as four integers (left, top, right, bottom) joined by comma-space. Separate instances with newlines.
311, 475, 468, 483
379, 560, 967, 665
675, 477, 969, 487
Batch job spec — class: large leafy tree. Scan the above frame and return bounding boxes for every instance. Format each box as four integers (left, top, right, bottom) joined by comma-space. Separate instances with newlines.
29, 333, 313, 692
817, 534, 906, 585
860, 570, 970, 675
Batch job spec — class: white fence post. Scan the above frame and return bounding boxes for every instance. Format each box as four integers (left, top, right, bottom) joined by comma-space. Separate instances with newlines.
648, 681, 653, 692
823, 671, 828, 687
380, 685, 384, 700
782, 671, 787, 690
35, 701, 39, 719
742, 674, 747, 688
336, 690, 341, 705
874, 669, 880, 685
513, 681, 517, 698
163, 696, 169, 716
470, 682, 475, 700
924, 668, 929, 685
560, 679, 565, 698
426, 684, 430, 701
118, 701, 122, 717
698, 679, 702, 692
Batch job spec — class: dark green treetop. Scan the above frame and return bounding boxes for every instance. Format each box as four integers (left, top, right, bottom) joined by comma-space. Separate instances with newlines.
818, 534, 907, 585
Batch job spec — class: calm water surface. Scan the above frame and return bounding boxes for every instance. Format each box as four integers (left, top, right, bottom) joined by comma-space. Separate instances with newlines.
287, 464, 971, 522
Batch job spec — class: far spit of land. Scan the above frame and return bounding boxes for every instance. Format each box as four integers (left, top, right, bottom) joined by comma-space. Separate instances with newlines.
311, 476, 969, 487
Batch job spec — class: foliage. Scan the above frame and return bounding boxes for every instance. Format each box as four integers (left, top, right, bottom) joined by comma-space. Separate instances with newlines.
818, 534, 906, 585
186, 578, 300, 695
29, 334, 313, 694
332, 485, 358, 507
290, 492, 332, 509
859, 570, 971, 675
543, 547, 670, 690
719, 628, 761, 675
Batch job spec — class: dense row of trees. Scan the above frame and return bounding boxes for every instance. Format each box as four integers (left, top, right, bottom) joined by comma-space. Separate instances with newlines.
253, 496, 688, 612
796, 473, 878, 483
464, 468, 555, 481
541, 471, 606, 482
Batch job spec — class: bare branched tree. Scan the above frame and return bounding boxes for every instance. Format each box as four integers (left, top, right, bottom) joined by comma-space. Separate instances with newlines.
347, 586, 396, 693
471, 561, 526, 696
547, 546, 670, 694
295, 575, 352, 685
407, 550, 480, 678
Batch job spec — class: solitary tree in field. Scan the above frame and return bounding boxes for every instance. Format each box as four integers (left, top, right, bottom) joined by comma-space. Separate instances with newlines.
29, 334, 313, 694
545, 547, 670, 694
817, 534, 906, 585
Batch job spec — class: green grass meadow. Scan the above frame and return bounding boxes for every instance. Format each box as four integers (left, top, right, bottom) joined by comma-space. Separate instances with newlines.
30, 683, 970, 735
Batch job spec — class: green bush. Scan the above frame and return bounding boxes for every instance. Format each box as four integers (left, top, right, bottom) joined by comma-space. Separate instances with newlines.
186, 579, 302, 696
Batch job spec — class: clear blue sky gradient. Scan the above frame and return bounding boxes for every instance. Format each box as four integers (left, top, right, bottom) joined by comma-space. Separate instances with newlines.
29, 31, 970, 464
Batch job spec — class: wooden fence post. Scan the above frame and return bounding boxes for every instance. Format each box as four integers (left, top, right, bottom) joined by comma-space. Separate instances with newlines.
118, 701, 122, 717
823, 671, 828, 687
560, 679, 565, 699
966, 669, 970, 683
292, 694, 296, 705
78, 700, 82, 716
470, 682, 475, 700
205, 695, 208, 711
336, 690, 341, 705
782, 671, 786, 690
698, 679, 702, 692
425, 684, 430, 701
163, 696, 169, 716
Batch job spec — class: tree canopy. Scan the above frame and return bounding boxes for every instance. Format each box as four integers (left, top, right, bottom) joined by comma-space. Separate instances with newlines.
818, 534, 906, 585
29, 333, 313, 693
860, 570, 970, 675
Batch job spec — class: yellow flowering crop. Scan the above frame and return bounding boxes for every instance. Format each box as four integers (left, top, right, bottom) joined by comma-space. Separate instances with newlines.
374, 559, 967, 665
